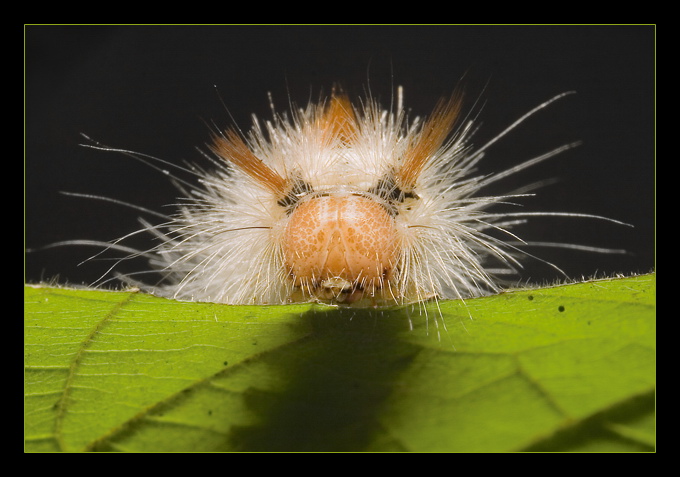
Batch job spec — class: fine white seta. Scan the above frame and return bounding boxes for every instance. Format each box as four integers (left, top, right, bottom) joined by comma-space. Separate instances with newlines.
71, 86, 628, 307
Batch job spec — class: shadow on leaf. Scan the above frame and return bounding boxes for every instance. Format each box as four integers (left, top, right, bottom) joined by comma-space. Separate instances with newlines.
227, 305, 421, 452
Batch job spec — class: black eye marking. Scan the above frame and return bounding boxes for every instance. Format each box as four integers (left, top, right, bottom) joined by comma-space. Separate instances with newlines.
278, 178, 314, 210
368, 173, 420, 215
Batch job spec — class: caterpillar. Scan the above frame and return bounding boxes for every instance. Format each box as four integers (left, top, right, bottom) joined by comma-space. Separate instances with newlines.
72, 86, 626, 307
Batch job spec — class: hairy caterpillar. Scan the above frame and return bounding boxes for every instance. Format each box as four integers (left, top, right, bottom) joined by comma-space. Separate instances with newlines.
69, 86, 626, 307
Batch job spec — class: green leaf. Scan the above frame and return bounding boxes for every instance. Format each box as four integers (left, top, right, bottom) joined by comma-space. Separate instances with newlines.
24, 273, 655, 452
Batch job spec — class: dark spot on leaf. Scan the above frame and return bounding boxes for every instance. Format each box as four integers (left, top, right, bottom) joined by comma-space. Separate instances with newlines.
527, 295, 534, 301
558, 305, 565, 312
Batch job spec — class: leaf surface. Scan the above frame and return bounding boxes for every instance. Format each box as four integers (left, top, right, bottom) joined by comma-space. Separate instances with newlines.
24, 273, 655, 452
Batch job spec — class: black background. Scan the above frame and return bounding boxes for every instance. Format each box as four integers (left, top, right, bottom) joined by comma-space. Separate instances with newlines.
25, 25, 655, 288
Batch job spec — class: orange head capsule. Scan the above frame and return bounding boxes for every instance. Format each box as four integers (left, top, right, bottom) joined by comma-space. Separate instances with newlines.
281, 193, 399, 304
